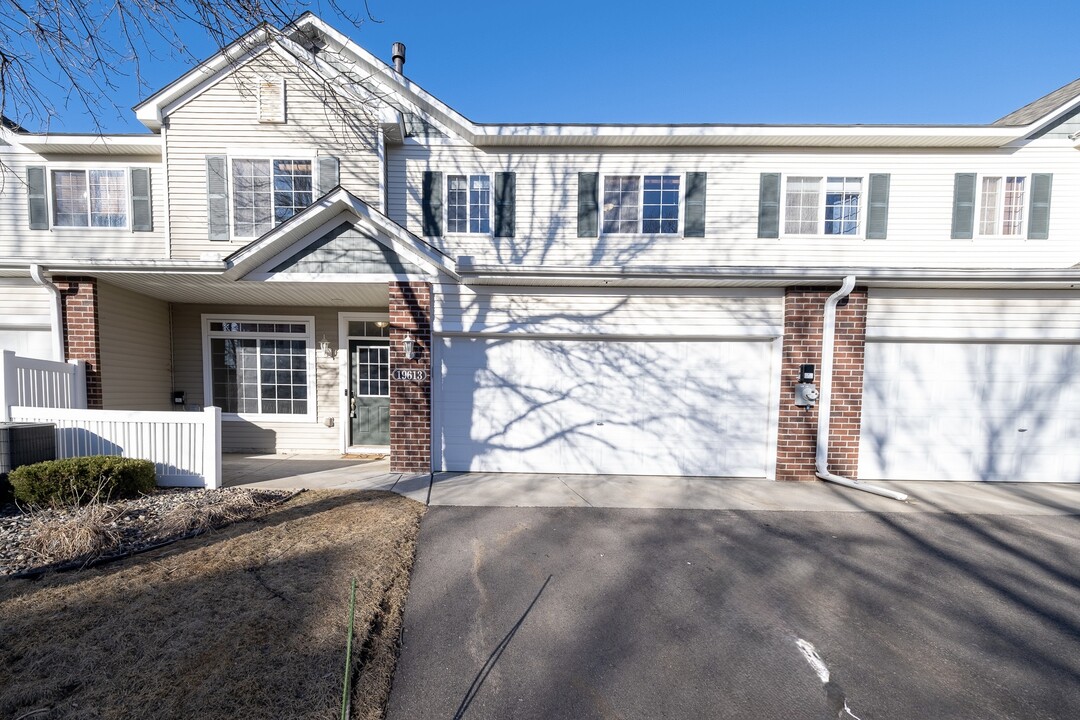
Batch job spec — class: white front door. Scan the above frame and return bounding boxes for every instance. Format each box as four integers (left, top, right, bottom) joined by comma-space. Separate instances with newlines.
434, 337, 776, 477
859, 341, 1080, 482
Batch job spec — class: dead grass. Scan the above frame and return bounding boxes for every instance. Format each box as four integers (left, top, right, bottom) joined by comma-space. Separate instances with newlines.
156, 491, 267, 537
23, 503, 122, 565
0, 490, 426, 720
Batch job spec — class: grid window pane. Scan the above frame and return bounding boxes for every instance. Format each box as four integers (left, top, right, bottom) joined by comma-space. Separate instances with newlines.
642, 175, 680, 234
980, 177, 1001, 235
208, 321, 309, 415
1002, 176, 1025, 236
233, 159, 272, 236
447, 174, 490, 233
824, 177, 862, 235
89, 169, 127, 227
273, 159, 313, 224
785, 177, 820, 235
447, 175, 468, 233
469, 175, 491, 233
603, 175, 641, 233
355, 346, 390, 397
52, 171, 89, 227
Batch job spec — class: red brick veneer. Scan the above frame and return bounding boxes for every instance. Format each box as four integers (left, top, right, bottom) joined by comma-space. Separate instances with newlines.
775, 286, 867, 481
53, 276, 103, 409
389, 281, 432, 473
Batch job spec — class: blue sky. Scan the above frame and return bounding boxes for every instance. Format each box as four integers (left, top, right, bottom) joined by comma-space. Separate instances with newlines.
26, 0, 1080, 132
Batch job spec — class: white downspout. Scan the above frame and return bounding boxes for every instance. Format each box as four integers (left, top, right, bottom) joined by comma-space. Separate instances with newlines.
30, 264, 65, 362
816, 275, 908, 502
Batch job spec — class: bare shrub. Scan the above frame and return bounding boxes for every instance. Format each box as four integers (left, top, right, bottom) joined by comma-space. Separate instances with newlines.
23, 503, 122, 565
157, 492, 267, 537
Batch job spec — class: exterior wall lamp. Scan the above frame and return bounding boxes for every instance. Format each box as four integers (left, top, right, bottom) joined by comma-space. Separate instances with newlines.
402, 332, 416, 360
318, 334, 335, 358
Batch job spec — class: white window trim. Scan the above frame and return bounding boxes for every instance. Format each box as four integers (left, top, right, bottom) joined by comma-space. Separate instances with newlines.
201, 314, 317, 423
975, 173, 1028, 238
444, 171, 493, 236
779, 174, 868, 239
599, 172, 685, 236
47, 167, 131, 231
228, 155, 315, 240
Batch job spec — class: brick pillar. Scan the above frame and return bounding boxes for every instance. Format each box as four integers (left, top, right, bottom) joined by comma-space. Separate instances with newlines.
775, 286, 867, 481
389, 281, 432, 474
54, 276, 102, 409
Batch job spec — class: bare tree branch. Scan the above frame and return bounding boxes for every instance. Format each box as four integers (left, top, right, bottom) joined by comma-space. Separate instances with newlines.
0, 0, 381, 132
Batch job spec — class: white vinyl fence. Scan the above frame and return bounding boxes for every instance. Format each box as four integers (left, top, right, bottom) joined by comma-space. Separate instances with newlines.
9, 406, 222, 489
0, 349, 86, 420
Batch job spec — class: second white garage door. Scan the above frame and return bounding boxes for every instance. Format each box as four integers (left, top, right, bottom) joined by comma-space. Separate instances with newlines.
434, 337, 777, 477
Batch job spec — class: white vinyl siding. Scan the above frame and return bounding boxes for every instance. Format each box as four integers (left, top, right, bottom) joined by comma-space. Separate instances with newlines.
0, 148, 163, 259
165, 50, 380, 258
388, 141, 1078, 269
0, 280, 55, 360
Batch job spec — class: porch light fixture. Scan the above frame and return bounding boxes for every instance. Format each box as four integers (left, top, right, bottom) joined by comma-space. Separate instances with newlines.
318, 334, 335, 358
402, 332, 416, 360
374, 320, 389, 329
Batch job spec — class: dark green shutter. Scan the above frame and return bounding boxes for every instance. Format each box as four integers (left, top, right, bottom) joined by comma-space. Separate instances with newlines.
130, 168, 152, 232
422, 171, 443, 237
27, 166, 48, 230
317, 156, 339, 197
684, 172, 707, 238
865, 174, 890, 239
951, 173, 976, 240
206, 156, 229, 241
494, 172, 515, 237
757, 173, 780, 238
1027, 173, 1052, 240
577, 172, 598, 237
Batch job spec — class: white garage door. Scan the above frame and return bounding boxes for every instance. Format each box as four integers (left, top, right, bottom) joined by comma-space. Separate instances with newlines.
434, 337, 776, 477
859, 341, 1080, 482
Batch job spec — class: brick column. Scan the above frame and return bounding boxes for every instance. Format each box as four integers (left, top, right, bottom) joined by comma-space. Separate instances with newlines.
389, 281, 432, 474
54, 276, 102, 409
775, 286, 867, 481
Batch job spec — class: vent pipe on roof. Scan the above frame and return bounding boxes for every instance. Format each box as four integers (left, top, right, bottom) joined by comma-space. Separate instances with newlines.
391, 42, 406, 73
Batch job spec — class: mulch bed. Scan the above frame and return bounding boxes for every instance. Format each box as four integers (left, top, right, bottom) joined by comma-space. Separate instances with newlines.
0, 487, 294, 576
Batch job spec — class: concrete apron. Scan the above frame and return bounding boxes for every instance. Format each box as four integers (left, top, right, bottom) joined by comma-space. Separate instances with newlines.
218, 455, 1078, 515
426, 472, 1080, 515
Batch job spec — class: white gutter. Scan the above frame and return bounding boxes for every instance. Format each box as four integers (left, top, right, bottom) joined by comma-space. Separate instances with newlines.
816, 275, 908, 502
29, 264, 65, 362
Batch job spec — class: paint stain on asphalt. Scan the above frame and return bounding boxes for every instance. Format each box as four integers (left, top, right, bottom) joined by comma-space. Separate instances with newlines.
795, 638, 864, 719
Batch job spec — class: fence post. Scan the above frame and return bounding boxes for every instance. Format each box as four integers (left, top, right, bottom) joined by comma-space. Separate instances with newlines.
69, 359, 87, 409
203, 406, 222, 489
0, 350, 16, 422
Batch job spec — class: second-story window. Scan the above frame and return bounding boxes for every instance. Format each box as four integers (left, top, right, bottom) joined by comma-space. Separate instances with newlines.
52, 169, 127, 228
447, 174, 490, 233
979, 176, 1025, 236
232, 158, 312, 237
603, 175, 681, 234
784, 176, 863, 236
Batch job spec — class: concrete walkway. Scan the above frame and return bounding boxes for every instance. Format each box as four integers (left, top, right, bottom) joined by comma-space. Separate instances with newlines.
425, 471, 1079, 515
220, 456, 1079, 515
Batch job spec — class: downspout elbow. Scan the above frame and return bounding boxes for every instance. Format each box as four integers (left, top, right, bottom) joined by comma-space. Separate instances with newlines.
30, 264, 65, 362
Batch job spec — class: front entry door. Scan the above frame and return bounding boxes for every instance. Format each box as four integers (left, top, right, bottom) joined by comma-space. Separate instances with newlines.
350, 339, 390, 446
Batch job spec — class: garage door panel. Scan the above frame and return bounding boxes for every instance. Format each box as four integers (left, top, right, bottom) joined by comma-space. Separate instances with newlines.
860, 341, 1080, 482
435, 337, 774, 477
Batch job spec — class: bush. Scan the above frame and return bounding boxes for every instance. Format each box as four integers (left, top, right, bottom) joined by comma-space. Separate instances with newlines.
9, 456, 156, 506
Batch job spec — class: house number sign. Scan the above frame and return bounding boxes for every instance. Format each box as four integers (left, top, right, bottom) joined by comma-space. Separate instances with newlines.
392, 368, 428, 382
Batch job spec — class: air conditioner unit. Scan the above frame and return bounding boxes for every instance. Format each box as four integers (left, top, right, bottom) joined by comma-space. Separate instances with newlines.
0, 423, 57, 477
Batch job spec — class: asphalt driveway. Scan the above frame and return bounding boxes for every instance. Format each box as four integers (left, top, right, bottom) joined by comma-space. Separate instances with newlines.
387, 505, 1080, 719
